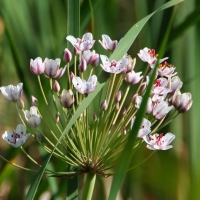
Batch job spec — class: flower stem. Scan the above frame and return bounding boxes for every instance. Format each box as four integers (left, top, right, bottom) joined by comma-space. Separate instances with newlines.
82, 172, 96, 200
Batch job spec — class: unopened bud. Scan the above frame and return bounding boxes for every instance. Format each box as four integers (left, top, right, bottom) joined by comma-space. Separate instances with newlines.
17, 98, 24, 109
35, 134, 41, 142
78, 58, 87, 72
55, 113, 60, 123
121, 107, 126, 115
122, 127, 127, 135
115, 102, 120, 110
63, 48, 72, 63
31, 96, 39, 107
59, 89, 74, 108
70, 72, 75, 81
93, 113, 97, 121
52, 80, 60, 92
115, 91, 121, 102
100, 100, 108, 111
173, 92, 193, 113
125, 71, 143, 85
126, 56, 136, 73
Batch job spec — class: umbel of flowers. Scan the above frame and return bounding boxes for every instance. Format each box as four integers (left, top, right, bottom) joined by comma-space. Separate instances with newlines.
0, 33, 192, 177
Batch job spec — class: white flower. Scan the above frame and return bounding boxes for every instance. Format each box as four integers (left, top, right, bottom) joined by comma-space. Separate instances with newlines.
0, 83, 23, 102
66, 32, 95, 52
2, 124, 31, 148
72, 75, 97, 94
25, 106, 41, 127
143, 133, 175, 150
131, 117, 151, 138
100, 55, 128, 74
30, 57, 45, 75
44, 58, 66, 79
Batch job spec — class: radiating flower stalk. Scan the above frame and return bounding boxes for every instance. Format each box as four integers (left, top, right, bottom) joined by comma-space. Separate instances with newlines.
0, 33, 193, 198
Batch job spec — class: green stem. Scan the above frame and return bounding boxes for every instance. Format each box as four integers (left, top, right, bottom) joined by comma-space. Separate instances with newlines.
82, 173, 96, 200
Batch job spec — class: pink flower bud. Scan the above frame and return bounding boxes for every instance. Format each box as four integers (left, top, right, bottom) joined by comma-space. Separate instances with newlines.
63, 48, 72, 63
115, 91, 121, 102
121, 107, 126, 115
122, 127, 127, 135
59, 89, 74, 108
173, 92, 193, 113
170, 76, 183, 93
100, 100, 108, 111
31, 96, 38, 107
78, 58, 87, 72
52, 80, 60, 92
125, 71, 143, 85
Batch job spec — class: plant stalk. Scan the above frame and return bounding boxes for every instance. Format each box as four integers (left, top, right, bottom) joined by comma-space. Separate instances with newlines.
81, 172, 96, 200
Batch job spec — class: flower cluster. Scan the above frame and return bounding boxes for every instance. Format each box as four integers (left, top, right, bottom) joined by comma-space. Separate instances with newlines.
0, 33, 192, 177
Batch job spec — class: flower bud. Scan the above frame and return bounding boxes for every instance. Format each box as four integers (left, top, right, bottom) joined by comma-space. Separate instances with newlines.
93, 113, 97, 121
115, 102, 120, 110
31, 96, 39, 107
63, 48, 72, 63
173, 92, 193, 113
78, 58, 87, 72
52, 80, 60, 92
17, 98, 24, 109
35, 134, 41, 142
121, 107, 126, 115
170, 76, 183, 93
122, 127, 127, 135
59, 89, 74, 108
100, 100, 108, 111
115, 91, 121, 102
55, 113, 60, 123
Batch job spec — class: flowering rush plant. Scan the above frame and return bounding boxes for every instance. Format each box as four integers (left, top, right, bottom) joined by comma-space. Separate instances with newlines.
0, 1, 191, 199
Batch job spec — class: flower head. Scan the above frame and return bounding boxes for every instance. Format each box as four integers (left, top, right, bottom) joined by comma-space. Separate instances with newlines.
66, 32, 95, 52
0, 83, 23, 102
143, 133, 175, 150
2, 124, 31, 148
30, 57, 45, 75
44, 58, 66, 79
98, 34, 118, 51
100, 55, 128, 74
138, 47, 168, 68
72, 75, 97, 94
25, 106, 41, 127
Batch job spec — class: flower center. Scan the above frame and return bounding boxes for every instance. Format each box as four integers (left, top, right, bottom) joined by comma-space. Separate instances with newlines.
110, 61, 117, 67
148, 49, 158, 58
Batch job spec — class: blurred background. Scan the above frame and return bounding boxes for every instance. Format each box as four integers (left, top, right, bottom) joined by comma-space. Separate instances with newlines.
0, 0, 200, 199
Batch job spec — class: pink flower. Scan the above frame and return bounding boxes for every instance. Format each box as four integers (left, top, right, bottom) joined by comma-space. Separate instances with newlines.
44, 58, 66, 78
153, 101, 173, 120
30, 57, 45, 75
72, 75, 97, 94
25, 106, 41, 127
152, 78, 171, 95
59, 89, 74, 108
0, 83, 23, 102
2, 124, 31, 148
98, 34, 118, 51
83, 50, 99, 66
100, 55, 128, 74
143, 133, 175, 150
125, 71, 143, 84
66, 33, 95, 52
138, 47, 168, 68
157, 62, 177, 77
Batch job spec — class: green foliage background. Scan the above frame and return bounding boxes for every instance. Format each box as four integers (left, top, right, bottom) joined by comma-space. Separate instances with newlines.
0, 0, 200, 199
